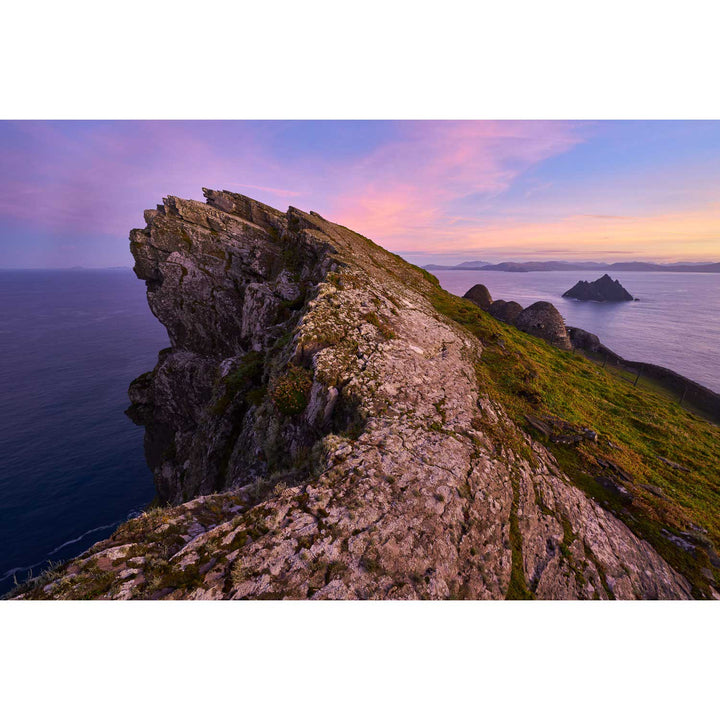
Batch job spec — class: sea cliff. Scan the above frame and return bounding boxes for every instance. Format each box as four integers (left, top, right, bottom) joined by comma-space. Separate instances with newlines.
12, 190, 720, 599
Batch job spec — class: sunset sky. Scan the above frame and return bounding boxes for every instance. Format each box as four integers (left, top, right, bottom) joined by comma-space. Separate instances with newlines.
1, 120, 719, 268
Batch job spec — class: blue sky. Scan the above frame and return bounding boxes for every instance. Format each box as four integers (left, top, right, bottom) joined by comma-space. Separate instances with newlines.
1, 120, 719, 268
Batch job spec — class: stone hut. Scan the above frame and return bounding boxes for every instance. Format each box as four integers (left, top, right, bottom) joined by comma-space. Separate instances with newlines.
463, 284, 492, 310
514, 301, 572, 350
488, 299, 523, 325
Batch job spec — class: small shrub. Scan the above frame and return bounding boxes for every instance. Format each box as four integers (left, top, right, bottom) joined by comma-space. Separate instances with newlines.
211, 351, 265, 415
271, 366, 313, 416
419, 268, 441, 286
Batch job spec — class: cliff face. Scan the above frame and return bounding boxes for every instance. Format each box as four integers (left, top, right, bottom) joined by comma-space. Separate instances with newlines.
125, 190, 341, 505
15, 190, 702, 599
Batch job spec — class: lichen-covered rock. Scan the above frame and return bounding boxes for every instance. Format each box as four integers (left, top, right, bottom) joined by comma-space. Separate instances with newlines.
514, 301, 572, 350
13, 190, 693, 600
126, 191, 340, 504
463, 284, 492, 310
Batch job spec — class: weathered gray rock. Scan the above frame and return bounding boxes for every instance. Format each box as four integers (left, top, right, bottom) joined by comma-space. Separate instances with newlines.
514, 301, 572, 350
463, 284, 492, 310
14, 190, 694, 600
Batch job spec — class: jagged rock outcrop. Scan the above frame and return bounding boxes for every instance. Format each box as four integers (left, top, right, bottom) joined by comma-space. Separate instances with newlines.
463, 284, 492, 310
563, 274, 634, 302
488, 299, 524, 325
125, 191, 341, 504
514, 301, 573, 350
14, 190, 695, 600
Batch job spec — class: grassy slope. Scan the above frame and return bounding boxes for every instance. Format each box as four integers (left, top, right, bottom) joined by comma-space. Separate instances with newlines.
425, 280, 720, 597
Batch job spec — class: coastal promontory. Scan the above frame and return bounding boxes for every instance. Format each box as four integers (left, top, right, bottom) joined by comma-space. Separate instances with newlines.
10, 190, 720, 600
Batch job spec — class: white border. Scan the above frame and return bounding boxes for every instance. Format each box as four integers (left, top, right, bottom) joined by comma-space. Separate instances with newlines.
2, 602, 719, 718
2, 2, 719, 716
2, 1, 720, 119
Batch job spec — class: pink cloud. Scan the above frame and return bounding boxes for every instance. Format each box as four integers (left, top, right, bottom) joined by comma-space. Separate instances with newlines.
0, 121, 589, 249
324, 121, 587, 245
4, 120, 717, 267
396, 204, 720, 261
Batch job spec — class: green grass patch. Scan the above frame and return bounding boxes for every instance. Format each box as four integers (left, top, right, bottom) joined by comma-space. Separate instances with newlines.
362, 311, 396, 340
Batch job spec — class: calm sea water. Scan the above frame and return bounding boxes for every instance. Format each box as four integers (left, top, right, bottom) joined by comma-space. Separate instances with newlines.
0, 269, 167, 594
433, 270, 720, 394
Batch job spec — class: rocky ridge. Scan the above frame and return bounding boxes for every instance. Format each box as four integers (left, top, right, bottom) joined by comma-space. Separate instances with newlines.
13, 190, 697, 599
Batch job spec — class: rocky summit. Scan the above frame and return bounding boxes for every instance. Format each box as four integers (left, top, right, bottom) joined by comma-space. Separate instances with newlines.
13, 189, 716, 600
563, 274, 634, 302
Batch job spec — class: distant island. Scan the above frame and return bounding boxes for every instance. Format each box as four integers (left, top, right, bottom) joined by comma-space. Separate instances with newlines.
563, 274, 634, 302
424, 260, 720, 273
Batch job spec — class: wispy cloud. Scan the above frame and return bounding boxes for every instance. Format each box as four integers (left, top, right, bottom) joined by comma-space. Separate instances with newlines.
1, 120, 719, 267
326, 121, 586, 244
233, 183, 304, 197
581, 214, 631, 220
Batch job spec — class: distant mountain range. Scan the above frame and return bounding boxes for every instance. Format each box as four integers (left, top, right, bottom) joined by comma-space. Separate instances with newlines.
423, 260, 720, 273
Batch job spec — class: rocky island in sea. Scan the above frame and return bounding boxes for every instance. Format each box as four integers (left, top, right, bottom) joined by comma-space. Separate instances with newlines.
9, 190, 720, 600
562, 273, 634, 302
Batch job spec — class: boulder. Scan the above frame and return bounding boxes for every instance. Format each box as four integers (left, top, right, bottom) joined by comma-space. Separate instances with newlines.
513, 301, 572, 350
463, 283, 492, 310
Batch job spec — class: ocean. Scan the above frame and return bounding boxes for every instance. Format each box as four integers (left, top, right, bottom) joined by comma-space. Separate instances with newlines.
0, 269, 167, 595
433, 270, 720, 394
